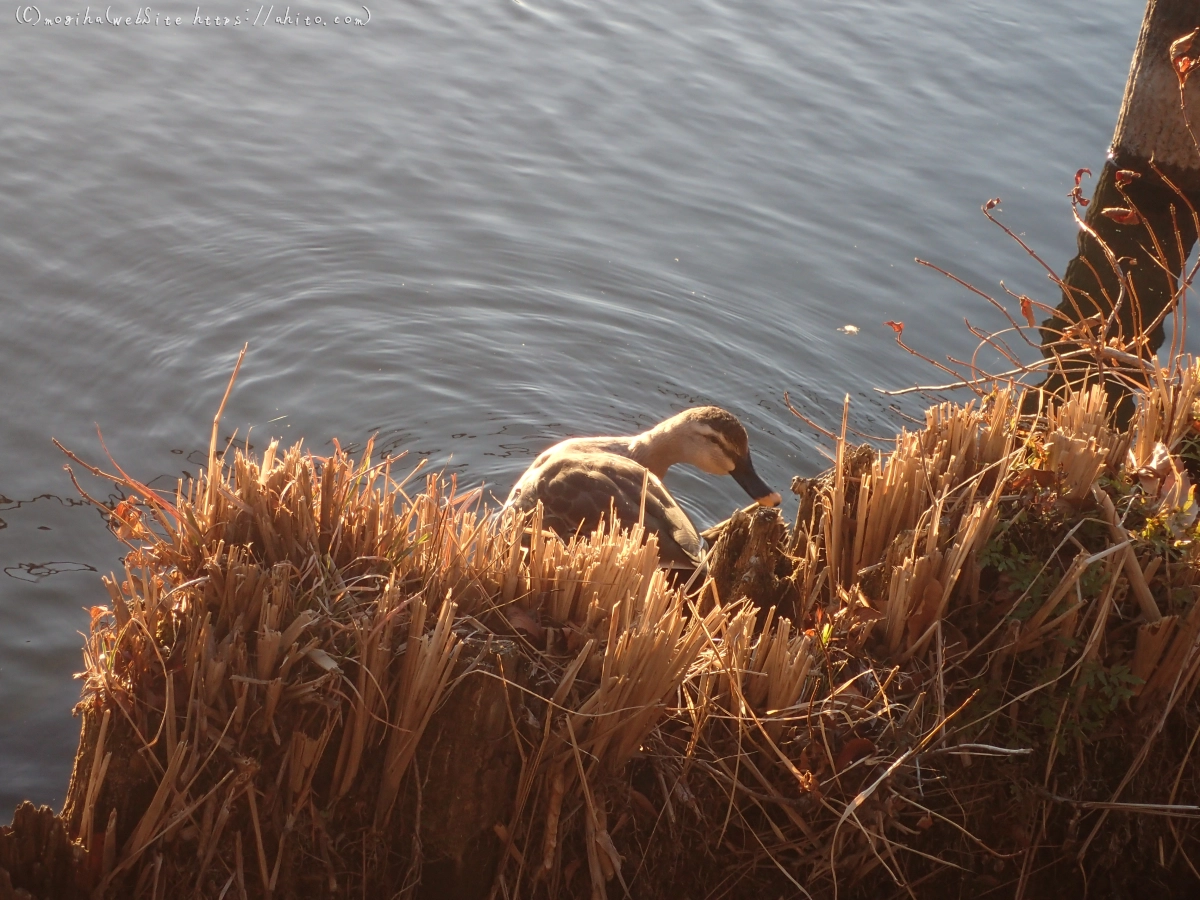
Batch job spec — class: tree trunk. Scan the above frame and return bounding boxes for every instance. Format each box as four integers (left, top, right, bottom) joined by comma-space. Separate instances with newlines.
1042, 0, 1200, 409
1113, 0, 1200, 186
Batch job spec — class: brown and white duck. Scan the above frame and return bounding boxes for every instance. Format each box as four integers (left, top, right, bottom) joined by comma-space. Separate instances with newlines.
503, 406, 781, 569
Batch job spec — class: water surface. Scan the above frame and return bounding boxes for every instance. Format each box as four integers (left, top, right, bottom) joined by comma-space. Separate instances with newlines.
0, 0, 1144, 809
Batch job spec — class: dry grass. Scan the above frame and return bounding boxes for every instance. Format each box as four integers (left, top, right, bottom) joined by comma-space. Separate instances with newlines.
28, 353, 1199, 899
46, 366, 751, 897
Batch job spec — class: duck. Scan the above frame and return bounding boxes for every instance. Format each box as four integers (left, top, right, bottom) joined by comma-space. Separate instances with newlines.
503, 406, 781, 569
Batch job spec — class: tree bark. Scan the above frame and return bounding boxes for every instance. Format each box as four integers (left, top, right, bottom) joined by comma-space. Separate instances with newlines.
1042, 0, 1200, 409
1113, 0, 1200, 187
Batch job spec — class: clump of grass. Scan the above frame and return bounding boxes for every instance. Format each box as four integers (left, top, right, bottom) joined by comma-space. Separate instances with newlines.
44, 350, 748, 898
29, 347, 1199, 900
770, 369, 1200, 896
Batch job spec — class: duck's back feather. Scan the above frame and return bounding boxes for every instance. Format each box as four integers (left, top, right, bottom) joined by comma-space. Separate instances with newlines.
506, 449, 702, 569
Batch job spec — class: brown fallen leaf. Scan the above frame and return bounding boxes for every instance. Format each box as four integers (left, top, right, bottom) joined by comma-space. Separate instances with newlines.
835, 737, 876, 772
1114, 169, 1140, 188
1020, 295, 1036, 327
506, 605, 545, 642
1071, 168, 1092, 206
1101, 207, 1142, 226
1171, 29, 1199, 79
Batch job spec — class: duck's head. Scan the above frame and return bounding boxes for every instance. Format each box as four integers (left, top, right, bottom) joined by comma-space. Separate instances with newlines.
639, 407, 782, 507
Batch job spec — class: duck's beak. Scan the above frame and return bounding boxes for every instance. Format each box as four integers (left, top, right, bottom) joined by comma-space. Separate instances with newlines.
730, 456, 781, 508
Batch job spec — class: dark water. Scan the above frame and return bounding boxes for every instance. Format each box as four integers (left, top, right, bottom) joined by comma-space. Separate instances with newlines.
0, 0, 1146, 810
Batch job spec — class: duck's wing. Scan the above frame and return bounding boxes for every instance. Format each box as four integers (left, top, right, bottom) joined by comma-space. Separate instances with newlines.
508, 449, 702, 568
503, 437, 631, 506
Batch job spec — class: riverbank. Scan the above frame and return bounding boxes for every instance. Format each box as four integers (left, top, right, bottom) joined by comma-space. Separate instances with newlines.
3, 368, 1200, 899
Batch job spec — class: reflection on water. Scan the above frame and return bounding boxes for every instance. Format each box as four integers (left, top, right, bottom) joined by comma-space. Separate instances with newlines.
0, 0, 1144, 810
0, 496, 100, 581
4, 562, 98, 584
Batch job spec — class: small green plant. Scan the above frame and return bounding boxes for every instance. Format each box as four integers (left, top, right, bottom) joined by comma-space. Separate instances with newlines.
1073, 662, 1141, 737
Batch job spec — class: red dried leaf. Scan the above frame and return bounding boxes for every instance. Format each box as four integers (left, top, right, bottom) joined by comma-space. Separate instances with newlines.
1020, 296, 1036, 328
1114, 169, 1140, 188
884, 320, 904, 336
506, 605, 545, 642
1171, 29, 1199, 80
1101, 206, 1142, 226
110, 499, 143, 540
984, 197, 1001, 212
1071, 168, 1092, 207
834, 737, 876, 772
